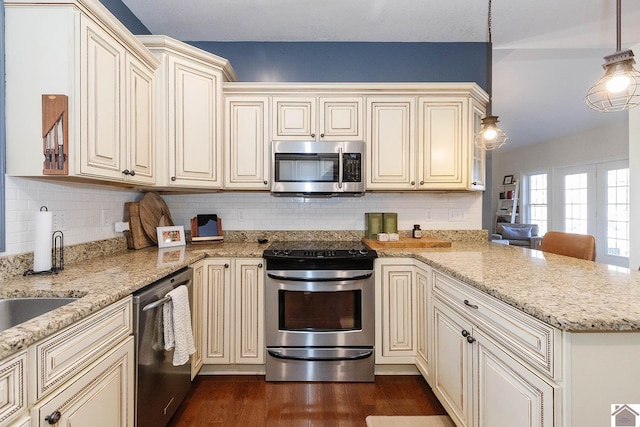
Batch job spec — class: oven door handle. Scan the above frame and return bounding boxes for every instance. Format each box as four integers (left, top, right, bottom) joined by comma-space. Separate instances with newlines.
267, 272, 372, 282
267, 348, 373, 362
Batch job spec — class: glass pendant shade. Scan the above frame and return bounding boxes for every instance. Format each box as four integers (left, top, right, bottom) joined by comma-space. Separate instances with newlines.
475, 115, 508, 150
585, 50, 640, 112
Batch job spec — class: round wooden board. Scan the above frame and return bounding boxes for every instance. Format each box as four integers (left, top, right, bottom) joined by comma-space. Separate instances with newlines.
139, 192, 174, 243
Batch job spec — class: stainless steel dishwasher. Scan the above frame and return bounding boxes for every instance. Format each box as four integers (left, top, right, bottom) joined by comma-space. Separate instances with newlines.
133, 267, 193, 427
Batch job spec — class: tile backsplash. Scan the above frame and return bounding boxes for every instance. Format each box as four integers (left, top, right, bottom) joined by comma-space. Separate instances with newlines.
3, 177, 482, 256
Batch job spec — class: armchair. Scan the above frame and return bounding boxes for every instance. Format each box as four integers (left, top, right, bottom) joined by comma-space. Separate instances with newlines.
491, 223, 542, 249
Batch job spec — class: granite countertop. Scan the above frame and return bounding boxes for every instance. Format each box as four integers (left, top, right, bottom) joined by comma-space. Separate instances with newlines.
3, 237, 640, 361
373, 241, 640, 332
0, 242, 268, 360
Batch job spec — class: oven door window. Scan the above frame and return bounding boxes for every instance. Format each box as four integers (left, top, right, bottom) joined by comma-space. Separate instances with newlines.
279, 289, 362, 331
274, 153, 339, 183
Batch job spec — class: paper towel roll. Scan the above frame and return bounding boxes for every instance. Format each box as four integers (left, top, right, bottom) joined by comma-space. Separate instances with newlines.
34, 210, 53, 272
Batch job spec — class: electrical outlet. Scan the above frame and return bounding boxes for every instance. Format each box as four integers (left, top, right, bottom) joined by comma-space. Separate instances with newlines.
101, 210, 111, 227
425, 209, 433, 221
448, 208, 465, 222
53, 212, 66, 231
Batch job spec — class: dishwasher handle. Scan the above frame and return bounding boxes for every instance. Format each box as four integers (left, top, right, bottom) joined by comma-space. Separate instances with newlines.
142, 295, 172, 311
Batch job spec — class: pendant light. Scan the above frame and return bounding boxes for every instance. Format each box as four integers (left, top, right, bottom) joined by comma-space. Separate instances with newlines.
585, 0, 640, 112
475, 0, 508, 150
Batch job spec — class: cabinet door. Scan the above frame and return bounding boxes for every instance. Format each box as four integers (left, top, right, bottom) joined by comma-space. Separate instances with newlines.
168, 57, 222, 188
378, 263, 416, 363
79, 16, 125, 180
0, 351, 27, 426
190, 261, 204, 378
470, 101, 486, 190
432, 300, 473, 427
418, 97, 468, 189
32, 337, 134, 427
202, 259, 231, 363
415, 266, 430, 380
224, 96, 270, 189
319, 97, 363, 140
234, 259, 265, 364
272, 97, 316, 140
475, 329, 555, 427
367, 97, 416, 190
125, 54, 155, 184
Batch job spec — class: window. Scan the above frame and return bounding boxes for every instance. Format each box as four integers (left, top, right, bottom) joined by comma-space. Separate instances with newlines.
604, 167, 629, 259
526, 173, 548, 236
564, 173, 589, 234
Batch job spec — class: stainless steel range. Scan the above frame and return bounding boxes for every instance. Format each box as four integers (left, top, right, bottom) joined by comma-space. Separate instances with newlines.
263, 241, 377, 382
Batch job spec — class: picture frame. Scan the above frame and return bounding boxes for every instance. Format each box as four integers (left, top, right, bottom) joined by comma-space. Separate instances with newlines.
502, 175, 514, 185
156, 225, 186, 248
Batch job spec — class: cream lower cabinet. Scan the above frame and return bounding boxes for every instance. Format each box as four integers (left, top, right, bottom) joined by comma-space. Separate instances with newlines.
5, 1, 158, 184
31, 337, 134, 427
190, 261, 205, 378
414, 265, 431, 381
375, 259, 417, 364
201, 258, 265, 365
224, 96, 270, 190
0, 351, 27, 426
431, 270, 556, 427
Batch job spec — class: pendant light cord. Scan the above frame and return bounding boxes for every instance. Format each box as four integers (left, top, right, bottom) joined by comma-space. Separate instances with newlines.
486, 0, 493, 115
616, 0, 621, 52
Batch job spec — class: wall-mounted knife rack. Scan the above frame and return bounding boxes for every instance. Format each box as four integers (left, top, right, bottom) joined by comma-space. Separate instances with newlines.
42, 94, 69, 175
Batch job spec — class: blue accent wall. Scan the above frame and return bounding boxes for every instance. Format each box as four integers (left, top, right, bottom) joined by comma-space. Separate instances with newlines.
190, 41, 489, 91
99, 0, 151, 35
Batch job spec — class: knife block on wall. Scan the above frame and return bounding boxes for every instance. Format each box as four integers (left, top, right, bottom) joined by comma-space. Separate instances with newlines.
42, 94, 69, 175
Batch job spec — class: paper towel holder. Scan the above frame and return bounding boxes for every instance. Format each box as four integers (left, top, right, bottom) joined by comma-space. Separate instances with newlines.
24, 207, 65, 276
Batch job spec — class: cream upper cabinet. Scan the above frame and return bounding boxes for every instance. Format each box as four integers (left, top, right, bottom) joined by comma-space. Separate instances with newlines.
5, 0, 159, 185
271, 96, 364, 141
367, 97, 416, 190
418, 97, 468, 190
367, 87, 487, 191
139, 35, 237, 189
470, 101, 486, 190
224, 96, 270, 189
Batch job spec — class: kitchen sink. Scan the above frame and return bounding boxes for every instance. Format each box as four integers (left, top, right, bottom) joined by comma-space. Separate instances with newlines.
0, 297, 78, 332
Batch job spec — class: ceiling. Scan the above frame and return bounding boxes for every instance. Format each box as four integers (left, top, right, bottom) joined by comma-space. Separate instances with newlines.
122, 0, 640, 151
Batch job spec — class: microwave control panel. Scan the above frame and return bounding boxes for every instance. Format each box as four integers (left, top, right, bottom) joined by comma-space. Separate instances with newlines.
343, 153, 362, 182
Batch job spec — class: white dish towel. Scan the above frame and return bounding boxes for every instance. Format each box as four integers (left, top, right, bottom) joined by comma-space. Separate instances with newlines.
163, 285, 196, 366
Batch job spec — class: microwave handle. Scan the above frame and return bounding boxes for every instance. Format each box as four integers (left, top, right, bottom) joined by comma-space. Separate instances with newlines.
338, 147, 343, 189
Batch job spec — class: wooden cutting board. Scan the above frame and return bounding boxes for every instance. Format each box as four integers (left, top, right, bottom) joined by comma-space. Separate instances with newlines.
139, 192, 174, 243
362, 237, 451, 249
124, 202, 154, 249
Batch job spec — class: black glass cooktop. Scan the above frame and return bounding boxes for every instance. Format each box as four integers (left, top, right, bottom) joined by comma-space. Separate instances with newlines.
263, 241, 377, 261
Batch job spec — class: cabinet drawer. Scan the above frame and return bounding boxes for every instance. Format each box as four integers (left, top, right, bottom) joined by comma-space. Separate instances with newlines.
0, 350, 27, 426
30, 297, 132, 403
432, 272, 559, 379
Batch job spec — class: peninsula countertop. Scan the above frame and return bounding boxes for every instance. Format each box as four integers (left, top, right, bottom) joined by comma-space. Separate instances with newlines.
2, 239, 640, 360
371, 241, 640, 332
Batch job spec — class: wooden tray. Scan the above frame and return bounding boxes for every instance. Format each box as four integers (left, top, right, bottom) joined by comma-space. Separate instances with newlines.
362, 237, 451, 249
124, 202, 154, 249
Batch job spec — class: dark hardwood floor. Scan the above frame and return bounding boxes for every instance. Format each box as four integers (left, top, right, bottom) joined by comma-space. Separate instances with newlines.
168, 375, 447, 427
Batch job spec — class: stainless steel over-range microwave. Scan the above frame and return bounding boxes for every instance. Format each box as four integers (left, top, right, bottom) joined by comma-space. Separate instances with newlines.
270, 140, 365, 197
